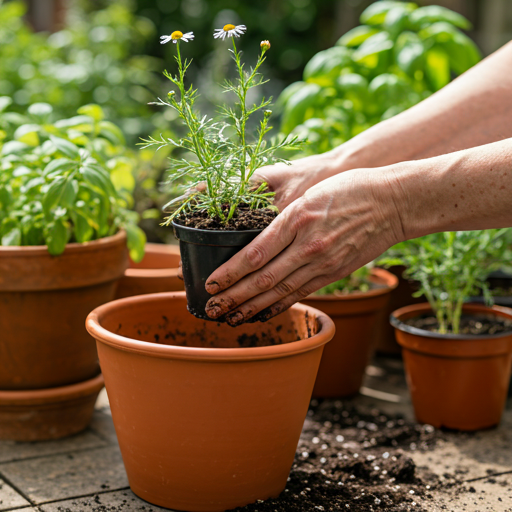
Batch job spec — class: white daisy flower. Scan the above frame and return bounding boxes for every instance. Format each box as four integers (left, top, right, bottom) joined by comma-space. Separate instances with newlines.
160, 31, 194, 44
213, 24, 247, 40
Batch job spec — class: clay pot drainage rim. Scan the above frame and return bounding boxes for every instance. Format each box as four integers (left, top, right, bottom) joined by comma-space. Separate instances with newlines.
390, 304, 512, 340
0, 374, 104, 406
86, 291, 335, 362
124, 267, 179, 279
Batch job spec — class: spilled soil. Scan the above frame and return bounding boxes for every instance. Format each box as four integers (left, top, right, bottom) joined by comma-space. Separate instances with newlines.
175, 205, 277, 231
231, 399, 441, 512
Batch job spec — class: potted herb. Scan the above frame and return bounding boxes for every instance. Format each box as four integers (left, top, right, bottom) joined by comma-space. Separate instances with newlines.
385, 230, 512, 431
301, 265, 398, 397
141, 28, 299, 320
0, 101, 145, 441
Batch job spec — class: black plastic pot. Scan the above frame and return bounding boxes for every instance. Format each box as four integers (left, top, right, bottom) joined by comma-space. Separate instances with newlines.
172, 222, 262, 321
468, 270, 512, 308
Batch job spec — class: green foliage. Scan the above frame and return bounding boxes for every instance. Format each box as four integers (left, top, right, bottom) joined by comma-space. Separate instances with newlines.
316, 265, 372, 295
0, 0, 160, 141
141, 37, 300, 224
380, 230, 512, 334
0, 101, 146, 260
277, 1, 481, 154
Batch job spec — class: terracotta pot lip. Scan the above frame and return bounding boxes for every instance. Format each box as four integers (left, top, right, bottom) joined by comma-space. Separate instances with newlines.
390, 303, 512, 340
125, 243, 180, 279
0, 374, 104, 406
171, 221, 263, 236
306, 268, 399, 302
0, 230, 126, 257
86, 292, 335, 362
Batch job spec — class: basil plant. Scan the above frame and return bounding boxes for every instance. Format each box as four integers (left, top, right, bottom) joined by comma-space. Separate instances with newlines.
0, 98, 146, 261
278, 1, 481, 154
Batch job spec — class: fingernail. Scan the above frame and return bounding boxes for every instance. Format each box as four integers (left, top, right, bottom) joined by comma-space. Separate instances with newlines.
226, 311, 244, 326
206, 281, 220, 294
205, 305, 222, 319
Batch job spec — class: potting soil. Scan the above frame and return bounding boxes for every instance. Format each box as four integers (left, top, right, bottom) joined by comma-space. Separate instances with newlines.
405, 314, 512, 336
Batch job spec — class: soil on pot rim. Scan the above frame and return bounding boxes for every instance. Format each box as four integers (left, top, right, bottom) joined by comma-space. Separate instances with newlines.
405, 313, 512, 336
230, 399, 441, 512
175, 205, 277, 231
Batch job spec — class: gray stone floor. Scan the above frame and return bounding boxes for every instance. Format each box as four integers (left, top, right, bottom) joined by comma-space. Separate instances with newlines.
1, 358, 511, 512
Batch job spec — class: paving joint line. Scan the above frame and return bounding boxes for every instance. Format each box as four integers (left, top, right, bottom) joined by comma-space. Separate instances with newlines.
33, 486, 132, 506
0, 467, 36, 507
464, 469, 512, 483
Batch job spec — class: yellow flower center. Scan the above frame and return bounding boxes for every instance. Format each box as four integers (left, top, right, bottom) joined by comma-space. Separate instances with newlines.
223, 24, 236, 32
171, 30, 183, 40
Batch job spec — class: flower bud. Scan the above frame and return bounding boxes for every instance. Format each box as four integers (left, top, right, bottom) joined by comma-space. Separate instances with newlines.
168, 90, 176, 100
260, 40, 271, 52
264, 109, 272, 118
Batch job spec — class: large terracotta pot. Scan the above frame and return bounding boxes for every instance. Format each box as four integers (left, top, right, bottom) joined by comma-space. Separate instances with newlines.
301, 268, 398, 397
115, 242, 183, 299
0, 231, 128, 390
86, 292, 334, 512
391, 303, 512, 431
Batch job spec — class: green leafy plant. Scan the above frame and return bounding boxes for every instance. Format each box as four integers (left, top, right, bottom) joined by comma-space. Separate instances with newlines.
316, 265, 373, 295
0, 100, 146, 260
277, 1, 481, 154
141, 30, 300, 225
380, 230, 512, 334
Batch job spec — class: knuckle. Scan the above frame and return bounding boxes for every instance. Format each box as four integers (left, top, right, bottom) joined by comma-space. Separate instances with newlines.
302, 238, 326, 258
245, 244, 266, 269
274, 279, 295, 297
295, 285, 312, 300
255, 271, 276, 291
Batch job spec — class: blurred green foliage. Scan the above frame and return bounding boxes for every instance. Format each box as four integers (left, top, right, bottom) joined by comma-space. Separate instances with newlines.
278, 1, 482, 154
0, 0, 163, 141
0, 99, 146, 259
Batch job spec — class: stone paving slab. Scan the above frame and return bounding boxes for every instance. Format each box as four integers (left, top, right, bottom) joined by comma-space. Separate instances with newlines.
40, 489, 173, 512
0, 445, 128, 505
0, 477, 30, 511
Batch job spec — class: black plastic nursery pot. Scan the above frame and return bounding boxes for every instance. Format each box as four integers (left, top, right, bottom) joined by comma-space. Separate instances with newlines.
173, 222, 262, 321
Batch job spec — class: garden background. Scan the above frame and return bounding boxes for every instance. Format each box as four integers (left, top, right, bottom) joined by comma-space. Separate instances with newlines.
2, 0, 512, 242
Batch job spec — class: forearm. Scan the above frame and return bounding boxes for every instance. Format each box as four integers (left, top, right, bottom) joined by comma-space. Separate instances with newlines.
330, 41, 512, 173
389, 138, 512, 240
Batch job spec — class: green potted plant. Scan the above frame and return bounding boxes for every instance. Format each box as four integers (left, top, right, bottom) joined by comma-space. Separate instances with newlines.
277, 1, 481, 155
141, 28, 299, 320
300, 264, 398, 397
384, 229, 512, 431
0, 100, 145, 441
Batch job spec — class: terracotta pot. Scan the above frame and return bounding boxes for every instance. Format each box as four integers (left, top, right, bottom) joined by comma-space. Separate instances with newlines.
302, 268, 398, 397
115, 243, 183, 299
0, 374, 104, 441
0, 231, 128, 390
86, 292, 334, 512
391, 303, 512, 431
374, 266, 422, 355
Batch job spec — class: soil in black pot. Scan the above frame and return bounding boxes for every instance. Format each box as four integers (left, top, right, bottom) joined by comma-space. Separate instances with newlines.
405, 314, 512, 336
175, 205, 277, 231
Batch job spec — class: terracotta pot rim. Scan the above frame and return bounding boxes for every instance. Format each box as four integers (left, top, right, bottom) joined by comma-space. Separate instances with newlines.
125, 243, 180, 279
306, 268, 398, 302
391, 303, 512, 340
86, 291, 335, 362
0, 230, 126, 257
0, 373, 104, 406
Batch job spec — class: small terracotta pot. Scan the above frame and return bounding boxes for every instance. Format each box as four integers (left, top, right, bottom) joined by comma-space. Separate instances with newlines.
391, 303, 512, 431
374, 266, 422, 355
115, 243, 183, 299
0, 374, 104, 441
0, 231, 128, 390
302, 268, 398, 397
86, 292, 334, 512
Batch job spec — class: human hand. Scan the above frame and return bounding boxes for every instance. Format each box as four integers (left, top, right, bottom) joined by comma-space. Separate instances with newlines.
203, 167, 405, 326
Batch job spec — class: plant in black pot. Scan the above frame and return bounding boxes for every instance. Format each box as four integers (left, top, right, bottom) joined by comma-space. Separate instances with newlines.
141, 28, 299, 320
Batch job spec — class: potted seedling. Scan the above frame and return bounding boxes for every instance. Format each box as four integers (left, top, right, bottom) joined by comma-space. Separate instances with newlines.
384, 229, 512, 431
141, 28, 299, 320
86, 26, 335, 512
300, 265, 398, 397
0, 100, 145, 441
